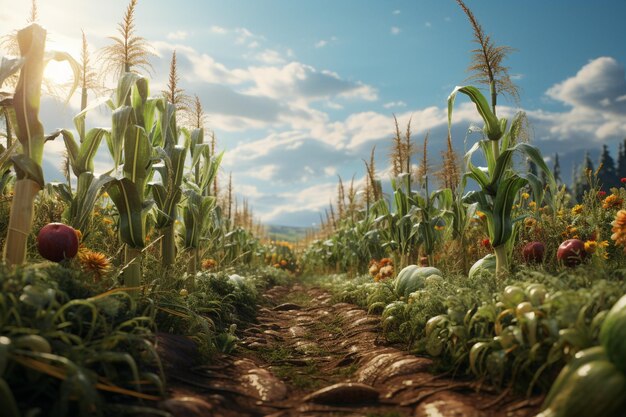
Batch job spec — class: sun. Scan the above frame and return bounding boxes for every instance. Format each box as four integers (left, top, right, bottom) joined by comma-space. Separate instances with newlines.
43, 59, 75, 86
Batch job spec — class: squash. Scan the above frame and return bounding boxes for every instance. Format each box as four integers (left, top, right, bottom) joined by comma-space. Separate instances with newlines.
542, 346, 607, 408
394, 265, 442, 297
468, 254, 496, 280
600, 294, 626, 372
540, 357, 625, 417
228, 274, 245, 288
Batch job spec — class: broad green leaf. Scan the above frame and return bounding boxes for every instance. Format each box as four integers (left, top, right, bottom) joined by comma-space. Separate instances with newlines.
107, 178, 153, 248
11, 153, 44, 185
123, 125, 152, 191
71, 173, 115, 232
448, 85, 502, 141
110, 106, 132, 168
492, 175, 527, 247
76, 128, 107, 175
116, 72, 141, 107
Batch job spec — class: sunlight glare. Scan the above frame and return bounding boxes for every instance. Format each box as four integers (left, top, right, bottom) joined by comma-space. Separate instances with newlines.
43, 60, 74, 86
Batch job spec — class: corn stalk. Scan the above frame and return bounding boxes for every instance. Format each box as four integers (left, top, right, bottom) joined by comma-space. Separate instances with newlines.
3, 24, 47, 266
106, 73, 157, 291
448, 86, 555, 277
150, 101, 187, 267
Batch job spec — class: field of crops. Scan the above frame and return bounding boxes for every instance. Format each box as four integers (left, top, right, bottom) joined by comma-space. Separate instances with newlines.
1, 1, 626, 416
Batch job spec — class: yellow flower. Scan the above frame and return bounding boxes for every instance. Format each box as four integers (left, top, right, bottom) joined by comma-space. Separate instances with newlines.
584, 240, 598, 254
529, 201, 537, 209
603, 194, 623, 210
571, 204, 584, 215
179, 288, 189, 297
611, 210, 626, 251
434, 225, 445, 231
476, 211, 486, 220
524, 217, 537, 228
521, 192, 530, 200
78, 249, 111, 280
103, 217, 113, 225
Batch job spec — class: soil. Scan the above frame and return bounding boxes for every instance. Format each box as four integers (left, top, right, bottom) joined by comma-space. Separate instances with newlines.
156, 283, 543, 417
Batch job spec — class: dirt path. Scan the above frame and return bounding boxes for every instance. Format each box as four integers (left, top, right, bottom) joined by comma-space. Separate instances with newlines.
156, 284, 542, 417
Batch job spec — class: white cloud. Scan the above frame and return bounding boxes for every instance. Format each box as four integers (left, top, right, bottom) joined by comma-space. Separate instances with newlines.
391, 26, 401, 35
254, 49, 286, 65
383, 101, 407, 109
210, 25, 228, 35
393, 10, 401, 15
324, 166, 337, 176
315, 40, 328, 49
425, 22, 432, 28
167, 31, 188, 41
260, 182, 338, 223
547, 56, 626, 115
254, 165, 279, 180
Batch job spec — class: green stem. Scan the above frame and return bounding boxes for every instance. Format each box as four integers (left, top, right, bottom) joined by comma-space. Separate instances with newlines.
494, 245, 508, 279
161, 224, 176, 266
491, 139, 500, 161
123, 246, 142, 296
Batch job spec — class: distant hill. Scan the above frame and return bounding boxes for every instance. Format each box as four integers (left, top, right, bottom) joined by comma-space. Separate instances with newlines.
265, 225, 310, 243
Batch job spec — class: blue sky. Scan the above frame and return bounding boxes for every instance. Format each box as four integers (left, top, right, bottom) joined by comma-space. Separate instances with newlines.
2, 1, 626, 227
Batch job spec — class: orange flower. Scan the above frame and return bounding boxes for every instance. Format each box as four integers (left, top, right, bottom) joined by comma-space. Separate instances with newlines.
280, 259, 287, 267
376, 265, 394, 281
368, 260, 380, 277
78, 249, 110, 280
379, 258, 393, 267
603, 194, 623, 210
571, 204, 584, 216
202, 258, 217, 270
611, 210, 626, 251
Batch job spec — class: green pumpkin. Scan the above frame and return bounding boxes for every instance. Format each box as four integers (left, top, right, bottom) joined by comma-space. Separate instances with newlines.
228, 274, 245, 288
600, 294, 626, 373
540, 356, 625, 417
468, 254, 496, 280
394, 265, 443, 297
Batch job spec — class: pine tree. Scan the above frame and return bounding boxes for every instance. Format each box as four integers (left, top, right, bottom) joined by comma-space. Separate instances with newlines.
618, 139, 626, 180
598, 144, 618, 190
552, 153, 561, 185
573, 152, 594, 202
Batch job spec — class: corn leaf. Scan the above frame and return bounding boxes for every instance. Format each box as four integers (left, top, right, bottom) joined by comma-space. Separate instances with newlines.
123, 125, 152, 193
448, 85, 502, 141
491, 175, 527, 247
107, 178, 153, 248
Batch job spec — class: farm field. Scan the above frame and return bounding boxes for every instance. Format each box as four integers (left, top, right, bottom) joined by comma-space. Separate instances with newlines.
1, 1, 626, 416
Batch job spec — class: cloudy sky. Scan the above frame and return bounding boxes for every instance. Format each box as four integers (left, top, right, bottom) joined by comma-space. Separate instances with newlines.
2, 1, 626, 227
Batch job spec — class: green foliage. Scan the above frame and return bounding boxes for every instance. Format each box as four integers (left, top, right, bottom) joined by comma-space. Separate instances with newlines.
0, 263, 164, 416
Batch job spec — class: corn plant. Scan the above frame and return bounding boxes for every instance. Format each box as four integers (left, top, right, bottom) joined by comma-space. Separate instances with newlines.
2, 24, 79, 266
180, 126, 223, 274
150, 101, 188, 267
105, 73, 158, 290
449, 87, 555, 277
48, 121, 113, 236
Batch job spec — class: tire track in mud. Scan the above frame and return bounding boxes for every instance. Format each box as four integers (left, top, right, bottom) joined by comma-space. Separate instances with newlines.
157, 284, 542, 417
